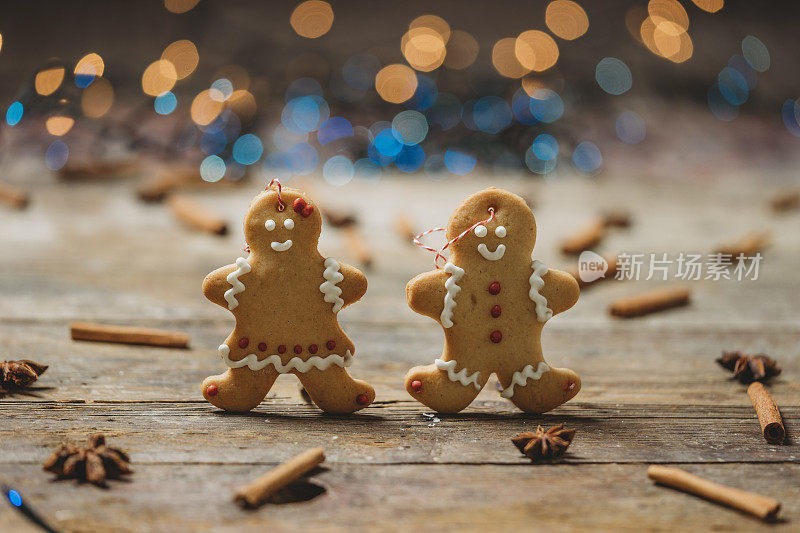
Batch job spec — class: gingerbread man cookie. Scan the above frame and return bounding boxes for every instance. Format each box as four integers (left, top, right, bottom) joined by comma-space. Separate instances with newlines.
201, 183, 375, 413
405, 187, 581, 413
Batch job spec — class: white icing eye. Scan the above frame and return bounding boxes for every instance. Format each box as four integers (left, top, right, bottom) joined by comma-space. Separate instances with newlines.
265, 219, 276, 231
284, 218, 295, 230
495, 225, 507, 238
474, 225, 488, 238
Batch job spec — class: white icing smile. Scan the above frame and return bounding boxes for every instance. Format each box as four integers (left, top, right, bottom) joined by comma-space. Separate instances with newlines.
477, 243, 506, 260
270, 239, 293, 252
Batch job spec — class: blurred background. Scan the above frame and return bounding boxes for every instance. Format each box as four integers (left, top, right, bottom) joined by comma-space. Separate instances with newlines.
1, 0, 799, 186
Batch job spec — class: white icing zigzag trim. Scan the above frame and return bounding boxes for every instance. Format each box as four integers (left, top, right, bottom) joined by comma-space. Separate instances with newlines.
440, 262, 465, 328
435, 358, 481, 390
500, 362, 551, 398
529, 259, 553, 322
320, 257, 345, 313
224, 257, 251, 310
218, 344, 353, 373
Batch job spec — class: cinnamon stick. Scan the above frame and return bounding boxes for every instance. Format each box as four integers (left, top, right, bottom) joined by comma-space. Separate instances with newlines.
769, 189, 799, 212
58, 158, 139, 181
747, 382, 785, 444
609, 287, 690, 318
167, 195, 228, 235
70, 322, 189, 348
343, 225, 373, 270
137, 167, 199, 202
395, 215, 417, 245
715, 231, 770, 258
601, 210, 631, 228
560, 219, 606, 255
647, 465, 781, 521
0, 182, 29, 209
234, 448, 325, 509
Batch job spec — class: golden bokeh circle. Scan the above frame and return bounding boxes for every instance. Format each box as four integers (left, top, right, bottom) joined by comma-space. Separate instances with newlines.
229, 89, 257, 119
515, 30, 559, 72
648, 0, 689, 31
75, 53, 105, 79
545, 0, 589, 40
402, 27, 446, 72
374, 64, 418, 103
164, 0, 200, 14
35, 67, 65, 96
290, 1, 334, 39
162, 40, 199, 80
492, 38, 530, 78
141, 60, 178, 97
45, 116, 74, 136
444, 30, 479, 70
81, 78, 114, 118
191, 89, 225, 125
409, 14, 451, 43
691, 0, 724, 13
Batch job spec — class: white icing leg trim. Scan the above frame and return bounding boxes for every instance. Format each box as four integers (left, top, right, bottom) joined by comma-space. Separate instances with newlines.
500, 362, 551, 398
440, 262, 465, 328
224, 257, 251, 310
320, 257, 345, 313
434, 358, 481, 390
529, 259, 553, 322
218, 344, 353, 372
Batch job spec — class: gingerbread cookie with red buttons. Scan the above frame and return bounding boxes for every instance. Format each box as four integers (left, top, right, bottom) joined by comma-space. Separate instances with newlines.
405, 187, 581, 413
201, 181, 375, 413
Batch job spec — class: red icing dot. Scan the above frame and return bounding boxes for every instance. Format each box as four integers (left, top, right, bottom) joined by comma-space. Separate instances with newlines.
301, 204, 314, 217
410, 380, 423, 393
356, 393, 370, 405
294, 345, 303, 354
326, 340, 336, 350
292, 197, 307, 214
206, 384, 218, 396
490, 330, 502, 343
490, 305, 502, 318
258, 342, 267, 352
308, 344, 318, 354
488, 282, 501, 295
238, 338, 249, 349
278, 345, 287, 354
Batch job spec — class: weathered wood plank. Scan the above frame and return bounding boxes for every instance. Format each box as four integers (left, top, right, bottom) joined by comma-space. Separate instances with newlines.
1, 463, 797, 532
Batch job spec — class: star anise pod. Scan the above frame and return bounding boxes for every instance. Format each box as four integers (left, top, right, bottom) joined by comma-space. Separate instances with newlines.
43, 434, 132, 487
0, 359, 48, 397
511, 424, 576, 461
716, 351, 781, 384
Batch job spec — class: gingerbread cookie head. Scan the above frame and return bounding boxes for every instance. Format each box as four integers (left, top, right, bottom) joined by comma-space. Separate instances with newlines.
243, 188, 322, 258
447, 188, 536, 267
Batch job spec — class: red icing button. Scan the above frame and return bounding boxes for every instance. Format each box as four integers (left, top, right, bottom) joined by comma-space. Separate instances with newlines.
206, 384, 218, 396
410, 380, 423, 393
278, 345, 287, 354
563, 380, 576, 391
490, 305, 502, 318
356, 393, 370, 405
294, 345, 303, 354
258, 342, 267, 352
301, 204, 314, 217
326, 340, 336, 350
292, 197, 306, 213
490, 330, 502, 343
308, 344, 318, 354
488, 282, 501, 295
238, 338, 249, 349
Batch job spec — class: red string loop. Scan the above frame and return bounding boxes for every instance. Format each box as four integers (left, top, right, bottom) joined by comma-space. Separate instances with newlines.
413, 208, 496, 268
266, 178, 285, 211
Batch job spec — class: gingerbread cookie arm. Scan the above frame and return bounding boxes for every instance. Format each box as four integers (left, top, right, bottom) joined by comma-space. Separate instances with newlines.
538, 267, 580, 317
202, 263, 240, 309
406, 269, 449, 321
337, 261, 368, 307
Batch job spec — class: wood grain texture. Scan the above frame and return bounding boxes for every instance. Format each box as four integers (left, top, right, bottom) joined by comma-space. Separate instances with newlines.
0, 173, 798, 531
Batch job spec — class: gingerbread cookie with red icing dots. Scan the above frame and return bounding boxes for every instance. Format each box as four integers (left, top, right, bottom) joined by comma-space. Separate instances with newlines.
201, 183, 374, 413
405, 187, 581, 413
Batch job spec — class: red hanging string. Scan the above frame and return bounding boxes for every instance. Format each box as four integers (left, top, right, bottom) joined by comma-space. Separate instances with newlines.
413, 208, 496, 268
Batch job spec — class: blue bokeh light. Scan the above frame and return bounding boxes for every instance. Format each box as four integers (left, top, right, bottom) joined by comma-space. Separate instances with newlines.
200, 129, 227, 155
318, 117, 354, 145
374, 129, 403, 157
286, 142, 318, 175
45, 141, 69, 170
616, 111, 646, 144
529, 89, 564, 123
395, 144, 425, 173
595, 58, 632, 95
531, 134, 559, 161
282, 95, 330, 134
426, 93, 461, 131
342, 54, 381, 91
404, 74, 438, 111
718, 67, 749, 106
353, 158, 382, 182
473, 96, 512, 134
262, 151, 293, 181
392, 110, 428, 145
75, 66, 96, 88
285, 78, 323, 101
512, 90, 538, 125
728, 55, 758, 90
6, 101, 23, 126
7, 489, 22, 507
525, 146, 557, 175
742, 35, 770, 73
323, 155, 355, 186
233, 134, 263, 165
707, 83, 739, 122
444, 150, 476, 175
781, 99, 800, 137
572, 142, 603, 173
200, 155, 226, 182
154, 92, 178, 115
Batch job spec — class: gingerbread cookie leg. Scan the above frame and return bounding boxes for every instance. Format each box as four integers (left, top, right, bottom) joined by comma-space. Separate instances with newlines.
404, 360, 486, 414
201, 367, 280, 412
496, 364, 581, 414
297, 366, 374, 414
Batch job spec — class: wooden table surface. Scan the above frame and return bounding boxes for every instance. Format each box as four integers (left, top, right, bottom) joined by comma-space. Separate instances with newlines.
0, 168, 798, 532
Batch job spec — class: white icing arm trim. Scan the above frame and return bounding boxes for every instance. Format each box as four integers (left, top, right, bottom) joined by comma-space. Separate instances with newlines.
319, 257, 345, 313
435, 358, 481, 390
529, 259, 553, 322
224, 257, 251, 310
440, 262, 465, 328
219, 344, 353, 373
500, 362, 550, 398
